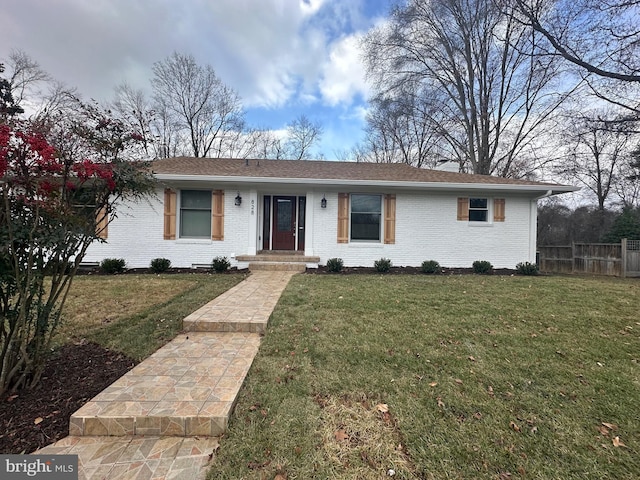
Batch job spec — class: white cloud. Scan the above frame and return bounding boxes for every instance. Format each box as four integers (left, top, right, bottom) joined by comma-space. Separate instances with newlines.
318, 34, 369, 106
0, 0, 389, 158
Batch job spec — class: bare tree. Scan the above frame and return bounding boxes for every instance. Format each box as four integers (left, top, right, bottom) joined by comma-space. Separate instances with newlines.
615, 145, 640, 207
4, 50, 50, 108
283, 114, 323, 160
511, 0, 640, 115
1, 50, 77, 121
112, 83, 156, 157
556, 110, 635, 210
151, 52, 244, 158
362, 85, 445, 168
364, 0, 570, 176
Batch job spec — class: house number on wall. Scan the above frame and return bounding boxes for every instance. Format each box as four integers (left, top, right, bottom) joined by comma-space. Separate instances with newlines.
251, 199, 255, 215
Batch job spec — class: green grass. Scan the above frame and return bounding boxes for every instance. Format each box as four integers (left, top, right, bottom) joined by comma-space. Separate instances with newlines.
211, 275, 640, 479
59, 273, 246, 360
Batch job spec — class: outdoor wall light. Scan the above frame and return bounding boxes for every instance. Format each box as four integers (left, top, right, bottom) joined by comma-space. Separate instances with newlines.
235, 192, 242, 206
321, 194, 327, 209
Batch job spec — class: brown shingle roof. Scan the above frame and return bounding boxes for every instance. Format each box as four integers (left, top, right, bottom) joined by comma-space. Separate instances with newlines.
151, 157, 569, 188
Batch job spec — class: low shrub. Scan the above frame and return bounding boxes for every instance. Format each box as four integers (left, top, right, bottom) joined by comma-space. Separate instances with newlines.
421, 260, 441, 274
150, 258, 171, 273
326, 257, 344, 273
374, 257, 392, 273
516, 261, 539, 276
212, 256, 231, 273
100, 258, 126, 274
472, 260, 493, 274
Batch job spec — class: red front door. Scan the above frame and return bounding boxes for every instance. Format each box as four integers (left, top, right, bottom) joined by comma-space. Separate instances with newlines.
272, 196, 296, 250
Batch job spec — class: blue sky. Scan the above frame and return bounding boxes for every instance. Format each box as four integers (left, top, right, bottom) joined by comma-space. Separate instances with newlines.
0, 0, 394, 159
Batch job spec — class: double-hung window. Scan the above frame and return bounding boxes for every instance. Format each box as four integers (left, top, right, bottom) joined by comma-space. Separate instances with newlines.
180, 190, 211, 238
351, 194, 382, 241
468, 198, 488, 222
457, 197, 506, 223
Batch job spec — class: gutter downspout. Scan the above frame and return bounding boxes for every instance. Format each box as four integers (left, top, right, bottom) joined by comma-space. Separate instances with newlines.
530, 190, 553, 265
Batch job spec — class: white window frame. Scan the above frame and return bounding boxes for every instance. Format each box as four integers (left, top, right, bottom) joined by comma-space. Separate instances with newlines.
468, 197, 490, 223
179, 189, 212, 239
349, 193, 383, 243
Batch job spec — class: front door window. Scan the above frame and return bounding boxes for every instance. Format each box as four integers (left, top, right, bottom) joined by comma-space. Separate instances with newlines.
265, 195, 306, 251
272, 196, 296, 250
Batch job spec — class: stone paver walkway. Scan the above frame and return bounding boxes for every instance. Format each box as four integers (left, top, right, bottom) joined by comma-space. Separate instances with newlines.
35, 271, 295, 480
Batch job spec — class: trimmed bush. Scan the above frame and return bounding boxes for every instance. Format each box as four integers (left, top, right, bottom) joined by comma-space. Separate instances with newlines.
326, 257, 344, 273
472, 260, 493, 274
421, 260, 441, 274
150, 258, 171, 273
374, 257, 392, 273
211, 256, 231, 273
516, 261, 539, 276
100, 258, 126, 274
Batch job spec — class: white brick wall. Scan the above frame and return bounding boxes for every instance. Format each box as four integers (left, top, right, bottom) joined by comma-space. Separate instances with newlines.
84, 187, 251, 269
84, 186, 537, 269
309, 191, 535, 269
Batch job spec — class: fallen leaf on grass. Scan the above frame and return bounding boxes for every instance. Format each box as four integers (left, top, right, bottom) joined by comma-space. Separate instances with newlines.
598, 425, 610, 436
613, 436, 626, 448
468, 356, 476, 362
509, 421, 521, 432
437, 397, 445, 408
376, 403, 389, 413
487, 386, 494, 396
275, 474, 287, 480
602, 422, 617, 430
247, 459, 270, 470
429, 381, 438, 387
454, 378, 463, 385
334, 429, 349, 442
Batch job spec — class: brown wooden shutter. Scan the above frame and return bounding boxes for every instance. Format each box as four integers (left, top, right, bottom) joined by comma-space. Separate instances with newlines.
384, 194, 396, 244
494, 198, 505, 222
96, 206, 108, 239
337, 193, 349, 243
212, 189, 224, 241
457, 197, 469, 221
163, 188, 177, 240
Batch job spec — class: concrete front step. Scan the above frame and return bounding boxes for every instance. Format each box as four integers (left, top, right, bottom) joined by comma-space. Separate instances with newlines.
236, 254, 320, 263
69, 332, 260, 438
236, 253, 319, 272
248, 261, 307, 272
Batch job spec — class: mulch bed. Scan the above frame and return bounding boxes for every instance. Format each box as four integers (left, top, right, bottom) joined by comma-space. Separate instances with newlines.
307, 266, 518, 275
0, 342, 137, 454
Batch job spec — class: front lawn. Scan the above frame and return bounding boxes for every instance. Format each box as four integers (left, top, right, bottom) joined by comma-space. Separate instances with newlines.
212, 274, 639, 479
61, 273, 247, 360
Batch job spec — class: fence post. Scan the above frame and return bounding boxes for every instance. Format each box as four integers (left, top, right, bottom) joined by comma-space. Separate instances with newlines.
621, 238, 627, 278
571, 242, 576, 274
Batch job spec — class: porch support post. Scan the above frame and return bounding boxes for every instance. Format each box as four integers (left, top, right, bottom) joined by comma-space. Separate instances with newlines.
304, 190, 315, 256
247, 189, 258, 255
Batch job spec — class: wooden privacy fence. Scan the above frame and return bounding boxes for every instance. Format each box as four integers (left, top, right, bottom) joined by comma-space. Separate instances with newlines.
538, 239, 640, 278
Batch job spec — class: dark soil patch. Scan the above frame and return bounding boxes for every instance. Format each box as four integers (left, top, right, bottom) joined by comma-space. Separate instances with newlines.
308, 266, 518, 275
0, 342, 137, 454
77, 266, 248, 276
